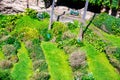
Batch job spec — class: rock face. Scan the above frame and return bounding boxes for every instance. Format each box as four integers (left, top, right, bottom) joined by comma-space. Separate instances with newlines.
0, 0, 45, 14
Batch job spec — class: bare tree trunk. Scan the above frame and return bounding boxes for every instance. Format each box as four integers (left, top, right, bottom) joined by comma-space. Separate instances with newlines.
48, 0, 55, 30
78, 0, 89, 41
27, 0, 29, 8
37, 0, 39, 6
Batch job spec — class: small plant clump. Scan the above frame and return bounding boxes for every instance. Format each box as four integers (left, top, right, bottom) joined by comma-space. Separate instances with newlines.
93, 13, 120, 36
24, 8, 38, 18
69, 50, 86, 69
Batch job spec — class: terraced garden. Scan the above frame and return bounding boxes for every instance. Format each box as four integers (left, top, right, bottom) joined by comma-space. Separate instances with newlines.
0, 8, 120, 80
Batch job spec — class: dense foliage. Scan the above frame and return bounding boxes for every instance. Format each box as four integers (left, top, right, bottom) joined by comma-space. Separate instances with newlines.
0, 69, 13, 80
0, 8, 120, 80
73, 0, 119, 9
45, 0, 120, 9
93, 13, 120, 36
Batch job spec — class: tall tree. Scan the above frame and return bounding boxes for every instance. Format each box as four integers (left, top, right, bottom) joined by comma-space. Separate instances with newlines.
27, 0, 29, 8
37, 0, 39, 6
48, 0, 55, 30
78, 0, 89, 41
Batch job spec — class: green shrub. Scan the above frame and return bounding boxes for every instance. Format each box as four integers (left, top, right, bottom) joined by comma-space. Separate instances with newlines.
6, 37, 15, 44
2, 44, 16, 56
31, 71, 50, 80
57, 38, 84, 49
69, 51, 86, 69
24, 8, 38, 18
40, 29, 52, 41
51, 21, 68, 36
84, 29, 107, 52
25, 39, 45, 60
0, 60, 13, 69
37, 12, 50, 19
62, 30, 76, 40
0, 28, 8, 38
81, 72, 95, 80
93, 13, 120, 36
42, 12, 50, 18
18, 27, 39, 41
0, 15, 8, 28
0, 14, 21, 32
0, 69, 13, 80
68, 20, 80, 30
13, 40, 21, 50
113, 48, 120, 61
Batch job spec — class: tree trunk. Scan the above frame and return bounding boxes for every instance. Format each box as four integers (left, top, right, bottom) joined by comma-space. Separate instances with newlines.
27, 0, 29, 8
48, 0, 55, 30
37, 0, 39, 6
78, 0, 89, 41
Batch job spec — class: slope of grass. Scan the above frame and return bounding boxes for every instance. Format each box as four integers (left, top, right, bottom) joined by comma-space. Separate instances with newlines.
90, 25, 120, 47
0, 51, 4, 60
11, 43, 33, 80
82, 44, 120, 80
41, 42, 74, 80
15, 16, 49, 31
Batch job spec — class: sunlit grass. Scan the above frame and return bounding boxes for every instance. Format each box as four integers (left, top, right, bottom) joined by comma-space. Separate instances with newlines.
91, 25, 120, 46
15, 16, 49, 31
41, 42, 74, 80
82, 42, 120, 80
11, 43, 33, 80
0, 51, 4, 60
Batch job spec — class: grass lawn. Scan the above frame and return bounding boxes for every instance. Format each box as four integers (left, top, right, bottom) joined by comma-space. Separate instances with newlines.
82, 44, 120, 80
90, 25, 120, 47
0, 51, 4, 60
11, 43, 33, 80
15, 16, 49, 31
41, 42, 74, 80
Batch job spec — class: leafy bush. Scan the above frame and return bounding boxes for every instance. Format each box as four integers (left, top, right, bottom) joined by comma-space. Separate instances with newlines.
13, 40, 21, 50
69, 50, 86, 69
68, 20, 80, 30
5, 37, 15, 44
93, 13, 120, 36
33, 60, 48, 71
0, 15, 8, 28
8, 55, 19, 63
84, 29, 107, 52
37, 12, 50, 19
41, 29, 52, 41
0, 28, 8, 38
68, 39, 84, 47
62, 30, 76, 40
0, 14, 21, 32
51, 21, 68, 36
31, 71, 50, 80
0, 60, 13, 69
113, 48, 120, 61
50, 22, 68, 43
3, 37, 21, 54
2, 44, 16, 56
57, 38, 84, 49
18, 27, 39, 41
81, 72, 95, 80
0, 69, 13, 80
63, 45, 77, 54
24, 8, 38, 18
